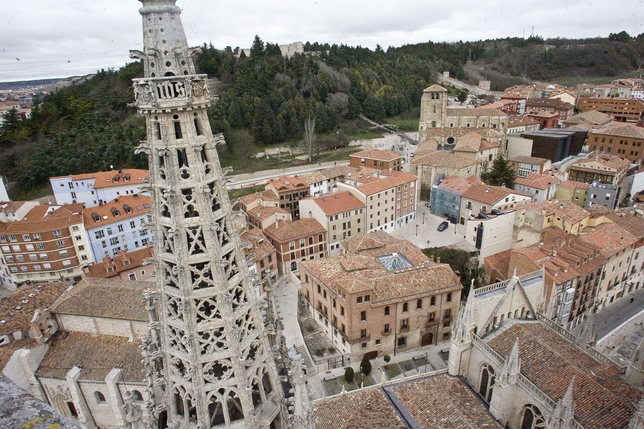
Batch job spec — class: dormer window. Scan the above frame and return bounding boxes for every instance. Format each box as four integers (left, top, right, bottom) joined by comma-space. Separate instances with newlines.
91, 212, 101, 222
111, 208, 121, 217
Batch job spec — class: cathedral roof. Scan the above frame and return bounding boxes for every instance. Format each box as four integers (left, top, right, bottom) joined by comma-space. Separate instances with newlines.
485, 320, 641, 429
50, 277, 148, 322
36, 332, 144, 382
313, 374, 502, 428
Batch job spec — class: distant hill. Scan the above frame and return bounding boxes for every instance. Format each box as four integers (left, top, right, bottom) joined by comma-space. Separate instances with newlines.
0, 33, 642, 196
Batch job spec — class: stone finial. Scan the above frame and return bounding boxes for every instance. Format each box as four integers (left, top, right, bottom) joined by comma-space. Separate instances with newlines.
498, 339, 521, 387
549, 376, 575, 429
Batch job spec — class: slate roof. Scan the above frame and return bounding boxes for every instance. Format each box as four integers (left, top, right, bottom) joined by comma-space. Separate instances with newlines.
50, 277, 148, 321
36, 332, 144, 382
486, 320, 641, 429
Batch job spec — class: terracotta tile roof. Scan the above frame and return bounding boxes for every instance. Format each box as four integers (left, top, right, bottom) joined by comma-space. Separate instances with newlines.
241, 227, 277, 262
239, 190, 279, 206
36, 332, 144, 382
570, 154, 630, 173
446, 107, 507, 117
314, 386, 407, 429
452, 132, 499, 153
51, 169, 149, 190
437, 176, 483, 196
508, 115, 539, 128
564, 110, 614, 126
247, 206, 290, 222
389, 375, 502, 428
591, 123, 644, 139
263, 218, 326, 241
411, 150, 477, 169
462, 183, 528, 205
0, 281, 70, 338
267, 176, 309, 192
82, 194, 150, 227
423, 84, 448, 93
508, 155, 548, 165
342, 230, 397, 252
2, 204, 86, 235
298, 171, 328, 186
314, 374, 501, 429
558, 180, 591, 191
484, 249, 512, 278
526, 110, 559, 119
83, 247, 154, 278
350, 149, 401, 161
519, 200, 590, 225
50, 277, 148, 321
0, 201, 30, 214
302, 233, 460, 302
486, 321, 641, 429
515, 171, 564, 190
306, 191, 366, 216
604, 210, 644, 239
357, 171, 417, 196
0, 338, 37, 371
577, 222, 638, 258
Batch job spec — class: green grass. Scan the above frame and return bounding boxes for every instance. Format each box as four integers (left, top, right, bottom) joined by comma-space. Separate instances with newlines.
8, 183, 52, 201
227, 185, 264, 201
323, 379, 343, 396
383, 116, 419, 132
383, 364, 402, 379
346, 129, 384, 141
412, 357, 429, 369
439, 350, 449, 363
339, 377, 359, 392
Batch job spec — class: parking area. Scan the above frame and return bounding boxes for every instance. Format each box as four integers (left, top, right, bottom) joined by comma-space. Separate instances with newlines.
390, 201, 476, 251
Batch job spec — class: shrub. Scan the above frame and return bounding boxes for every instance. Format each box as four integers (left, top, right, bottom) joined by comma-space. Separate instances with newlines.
383, 354, 391, 363
328, 346, 336, 353
315, 347, 325, 356
360, 356, 372, 376
306, 325, 315, 332
344, 366, 354, 383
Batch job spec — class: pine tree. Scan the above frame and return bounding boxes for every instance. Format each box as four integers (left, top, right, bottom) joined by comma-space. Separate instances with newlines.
487, 155, 516, 188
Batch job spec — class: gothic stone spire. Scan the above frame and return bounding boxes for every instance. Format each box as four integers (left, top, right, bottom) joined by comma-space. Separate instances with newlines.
498, 338, 520, 387
549, 376, 576, 429
131, 1, 285, 427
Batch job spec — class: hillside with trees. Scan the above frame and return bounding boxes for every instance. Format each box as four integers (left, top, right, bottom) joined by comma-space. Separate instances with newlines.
1, 32, 642, 196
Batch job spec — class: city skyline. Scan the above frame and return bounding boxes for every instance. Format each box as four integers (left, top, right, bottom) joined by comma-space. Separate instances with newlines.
2, 0, 643, 83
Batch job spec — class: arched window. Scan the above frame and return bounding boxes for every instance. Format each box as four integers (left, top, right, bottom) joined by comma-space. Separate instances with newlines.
447, 137, 455, 144
431, 121, 437, 128
478, 364, 495, 403
132, 390, 143, 401
94, 391, 106, 403
521, 404, 545, 429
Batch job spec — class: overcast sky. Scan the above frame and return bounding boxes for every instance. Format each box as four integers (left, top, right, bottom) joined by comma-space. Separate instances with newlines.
1, 0, 642, 83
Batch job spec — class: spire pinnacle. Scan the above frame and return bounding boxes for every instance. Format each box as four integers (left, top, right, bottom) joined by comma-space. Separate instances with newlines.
549, 376, 576, 429
498, 338, 521, 387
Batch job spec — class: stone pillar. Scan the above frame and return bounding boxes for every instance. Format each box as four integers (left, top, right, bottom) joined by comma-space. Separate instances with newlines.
104, 368, 126, 428
18, 348, 47, 401
66, 366, 96, 429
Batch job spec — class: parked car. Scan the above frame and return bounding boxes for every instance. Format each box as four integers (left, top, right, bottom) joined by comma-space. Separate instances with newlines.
437, 221, 449, 232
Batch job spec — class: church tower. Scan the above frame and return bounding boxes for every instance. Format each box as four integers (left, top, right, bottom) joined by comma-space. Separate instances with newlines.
131, 1, 286, 427
418, 84, 447, 143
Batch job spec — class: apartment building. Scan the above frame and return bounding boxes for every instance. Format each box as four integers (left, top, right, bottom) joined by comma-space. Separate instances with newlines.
299, 231, 462, 358
460, 182, 532, 223
338, 170, 419, 233
265, 176, 310, 220
568, 153, 630, 186
0, 204, 92, 286
240, 227, 278, 297
83, 247, 154, 281
588, 124, 644, 162
50, 169, 149, 207
298, 191, 366, 255
577, 97, 644, 122
263, 218, 327, 277
83, 195, 152, 262
349, 149, 402, 172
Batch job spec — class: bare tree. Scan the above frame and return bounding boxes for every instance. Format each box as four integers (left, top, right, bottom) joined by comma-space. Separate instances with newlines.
304, 115, 316, 163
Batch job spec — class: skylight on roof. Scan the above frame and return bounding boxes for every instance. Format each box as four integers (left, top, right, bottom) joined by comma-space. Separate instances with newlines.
377, 252, 413, 271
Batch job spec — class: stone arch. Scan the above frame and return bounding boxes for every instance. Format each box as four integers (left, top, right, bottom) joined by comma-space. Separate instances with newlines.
94, 391, 106, 403
520, 404, 545, 429
421, 332, 433, 346
478, 363, 495, 403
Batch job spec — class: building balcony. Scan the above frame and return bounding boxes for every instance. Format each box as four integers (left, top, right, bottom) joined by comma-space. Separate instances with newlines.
426, 319, 439, 327
132, 75, 211, 110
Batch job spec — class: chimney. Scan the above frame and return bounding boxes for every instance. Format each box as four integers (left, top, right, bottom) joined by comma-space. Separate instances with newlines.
436, 257, 441, 264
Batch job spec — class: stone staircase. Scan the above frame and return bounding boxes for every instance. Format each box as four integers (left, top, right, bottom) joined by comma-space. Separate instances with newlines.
296, 345, 316, 378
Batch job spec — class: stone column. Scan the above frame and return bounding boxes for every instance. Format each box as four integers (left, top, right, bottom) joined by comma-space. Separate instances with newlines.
66, 366, 96, 429
105, 368, 126, 428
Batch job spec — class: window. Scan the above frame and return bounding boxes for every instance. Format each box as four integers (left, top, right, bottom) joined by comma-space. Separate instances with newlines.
95, 230, 105, 239
364, 295, 370, 302
384, 323, 390, 333
447, 292, 452, 302
416, 299, 422, 309
340, 306, 344, 316
430, 296, 436, 306
118, 224, 124, 232
401, 319, 409, 330
94, 391, 106, 403
402, 302, 408, 312
384, 306, 390, 316
0, 236, 5, 243
360, 311, 366, 321
397, 337, 406, 347
357, 296, 362, 304
444, 309, 451, 318
53, 230, 62, 238
29, 254, 38, 261
428, 312, 435, 322
22, 234, 31, 241
360, 329, 367, 338
521, 405, 545, 429
8, 235, 17, 242
128, 273, 136, 280
110, 237, 120, 246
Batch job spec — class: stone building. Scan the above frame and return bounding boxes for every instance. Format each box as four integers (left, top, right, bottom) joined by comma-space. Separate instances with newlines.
128, 1, 292, 427
562, 110, 614, 130
418, 84, 508, 146
299, 231, 461, 359
587, 123, 644, 162
577, 97, 644, 122
568, 153, 630, 186
265, 176, 311, 220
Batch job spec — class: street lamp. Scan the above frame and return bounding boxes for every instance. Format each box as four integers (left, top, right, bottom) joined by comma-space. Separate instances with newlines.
416, 224, 418, 236
423, 212, 425, 224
